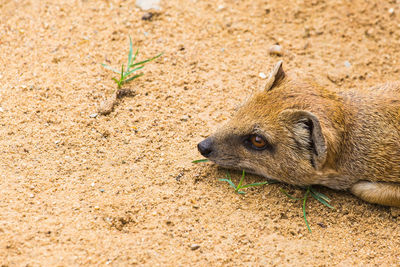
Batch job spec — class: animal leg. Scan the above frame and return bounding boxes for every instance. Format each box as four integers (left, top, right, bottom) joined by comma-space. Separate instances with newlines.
350, 181, 400, 207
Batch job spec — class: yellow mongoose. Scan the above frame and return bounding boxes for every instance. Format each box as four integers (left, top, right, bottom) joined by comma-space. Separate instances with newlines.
198, 61, 400, 207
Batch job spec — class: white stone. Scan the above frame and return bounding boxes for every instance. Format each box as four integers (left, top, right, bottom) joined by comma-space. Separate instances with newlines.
269, 44, 283, 56
136, 0, 161, 11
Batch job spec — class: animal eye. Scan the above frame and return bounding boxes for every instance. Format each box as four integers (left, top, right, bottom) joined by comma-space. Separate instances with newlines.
245, 134, 270, 151
250, 135, 266, 148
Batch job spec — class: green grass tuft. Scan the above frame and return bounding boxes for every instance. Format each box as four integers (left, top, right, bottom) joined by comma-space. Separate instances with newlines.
218, 170, 271, 194
102, 36, 162, 89
280, 185, 334, 233
217, 170, 334, 233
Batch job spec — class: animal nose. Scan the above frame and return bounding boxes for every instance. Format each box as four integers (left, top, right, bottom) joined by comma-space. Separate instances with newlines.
197, 137, 213, 157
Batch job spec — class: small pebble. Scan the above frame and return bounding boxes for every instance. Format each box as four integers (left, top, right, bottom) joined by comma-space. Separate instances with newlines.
136, 0, 161, 11
217, 4, 225, 11
344, 61, 351, 68
190, 244, 200, 250
142, 12, 153, 20
98, 95, 117, 115
181, 115, 189, 121
143, 31, 149, 37
100, 189, 105, 193
365, 28, 374, 36
91, 182, 95, 187
0, 107, 3, 112
389, 8, 394, 15
94, 206, 100, 210
89, 113, 98, 118
269, 44, 283, 56
220, 48, 225, 52
175, 172, 184, 181
259, 72, 267, 79
55, 140, 61, 144
29, 194, 34, 198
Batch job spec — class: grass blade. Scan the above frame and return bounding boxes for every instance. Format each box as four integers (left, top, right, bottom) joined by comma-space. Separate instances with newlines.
120, 64, 124, 81
124, 66, 145, 77
102, 63, 121, 74
237, 170, 245, 189
132, 48, 139, 63
124, 73, 144, 83
130, 53, 163, 68
310, 191, 334, 209
310, 187, 331, 202
303, 187, 312, 233
237, 191, 246, 194
127, 36, 133, 68
279, 188, 301, 200
218, 178, 236, 189
191, 159, 209, 163
241, 181, 269, 188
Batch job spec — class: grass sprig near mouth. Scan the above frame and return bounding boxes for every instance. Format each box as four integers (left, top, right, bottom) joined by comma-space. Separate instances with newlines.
219, 170, 272, 194
191, 159, 209, 163
193, 159, 333, 233
281, 186, 334, 233
102, 36, 162, 89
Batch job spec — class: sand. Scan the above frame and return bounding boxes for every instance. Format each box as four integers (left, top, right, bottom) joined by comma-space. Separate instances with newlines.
1, 0, 400, 265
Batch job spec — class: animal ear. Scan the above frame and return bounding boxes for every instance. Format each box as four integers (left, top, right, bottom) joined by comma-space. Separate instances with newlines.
279, 109, 327, 170
265, 60, 285, 91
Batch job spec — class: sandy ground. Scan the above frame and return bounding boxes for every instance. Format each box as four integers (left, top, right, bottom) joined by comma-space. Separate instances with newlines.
1, 0, 400, 265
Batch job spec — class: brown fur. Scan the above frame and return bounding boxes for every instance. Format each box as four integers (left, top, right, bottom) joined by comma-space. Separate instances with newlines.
198, 61, 400, 207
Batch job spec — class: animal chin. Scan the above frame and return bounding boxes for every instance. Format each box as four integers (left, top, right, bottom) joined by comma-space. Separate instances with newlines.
243, 166, 279, 182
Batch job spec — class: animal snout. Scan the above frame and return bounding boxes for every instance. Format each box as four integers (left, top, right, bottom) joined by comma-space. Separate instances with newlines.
197, 137, 214, 157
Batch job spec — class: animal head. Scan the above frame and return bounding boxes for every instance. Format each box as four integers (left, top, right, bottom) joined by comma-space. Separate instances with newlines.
198, 61, 331, 185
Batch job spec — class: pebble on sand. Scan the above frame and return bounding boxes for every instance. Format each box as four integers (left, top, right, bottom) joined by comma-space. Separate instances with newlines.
190, 244, 200, 250
98, 95, 117, 115
269, 44, 283, 56
180, 115, 189, 121
136, 0, 161, 11
142, 12, 154, 20
344, 61, 351, 68
259, 72, 267, 79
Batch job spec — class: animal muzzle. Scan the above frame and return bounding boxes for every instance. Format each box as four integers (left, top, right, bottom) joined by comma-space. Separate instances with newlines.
197, 137, 214, 157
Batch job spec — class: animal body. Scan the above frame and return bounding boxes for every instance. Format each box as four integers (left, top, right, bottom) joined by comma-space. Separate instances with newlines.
198, 61, 400, 207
